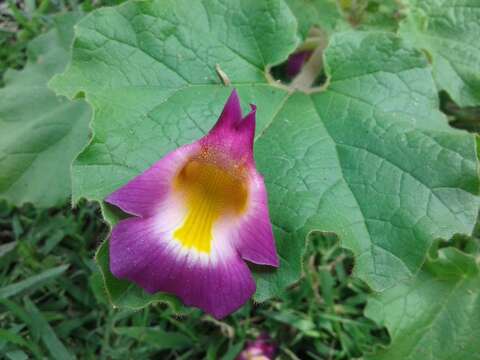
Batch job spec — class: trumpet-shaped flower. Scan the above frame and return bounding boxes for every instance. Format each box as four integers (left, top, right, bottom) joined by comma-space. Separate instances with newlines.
105, 90, 278, 318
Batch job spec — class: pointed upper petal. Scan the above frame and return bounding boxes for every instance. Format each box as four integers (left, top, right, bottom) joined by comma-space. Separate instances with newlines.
202, 93, 257, 164
210, 89, 242, 133
236, 104, 257, 156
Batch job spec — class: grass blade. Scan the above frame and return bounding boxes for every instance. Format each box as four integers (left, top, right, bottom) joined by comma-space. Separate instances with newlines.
24, 297, 75, 360
114, 326, 192, 351
0, 329, 43, 359
0, 265, 68, 299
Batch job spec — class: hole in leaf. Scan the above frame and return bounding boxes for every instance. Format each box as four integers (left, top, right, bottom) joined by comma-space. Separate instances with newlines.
312, 69, 328, 88
269, 51, 312, 85
268, 29, 330, 92
440, 91, 480, 132
268, 50, 328, 90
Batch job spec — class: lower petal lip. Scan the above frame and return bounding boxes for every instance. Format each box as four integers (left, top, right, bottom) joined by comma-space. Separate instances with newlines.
109, 217, 256, 319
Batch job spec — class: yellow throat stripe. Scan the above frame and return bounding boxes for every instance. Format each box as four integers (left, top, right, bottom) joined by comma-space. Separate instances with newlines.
173, 159, 248, 253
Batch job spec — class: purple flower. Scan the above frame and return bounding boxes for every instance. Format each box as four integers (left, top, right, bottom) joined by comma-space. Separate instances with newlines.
105, 90, 278, 319
236, 334, 277, 360
286, 51, 312, 78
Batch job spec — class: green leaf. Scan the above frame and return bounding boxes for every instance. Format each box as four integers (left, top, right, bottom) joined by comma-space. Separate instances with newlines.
0, 265, 68, 299
354, 0, 404, 32
51, 0, 479, 310
0, 13, 91, 207
0, 241, 17, 258
264, 310, 320, 336
365, 242, 480, 360
221, 341, 245, 360
285, 0, 345, 38
399, 0, 480, 107
5, 350, 29, 360
114, 326, 192, 350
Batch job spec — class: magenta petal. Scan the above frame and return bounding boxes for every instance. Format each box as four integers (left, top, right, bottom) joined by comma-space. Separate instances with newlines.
237, 334, 277, 360
236, 104, 256, 153
286, 51, 312, 78
203, 99, 257, 164
105, 143, 199, 218
236, 172, 279, 267
110, 217, 256, 319
211, 89, 243, 132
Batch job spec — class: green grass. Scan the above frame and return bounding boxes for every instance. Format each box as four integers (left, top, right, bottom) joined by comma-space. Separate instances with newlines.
0, 201, 389, 359
0, 0, 126, 85
1, 0, 55, 84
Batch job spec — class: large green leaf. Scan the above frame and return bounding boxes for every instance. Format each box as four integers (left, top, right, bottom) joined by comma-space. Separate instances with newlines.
399, 0, 480, 107
365, 240, 480, 360
0, 13, 91, 208
51, 0, 479, 309
285, 0, 345, 38
353, 0, 403, 32
285, 0, 402, 39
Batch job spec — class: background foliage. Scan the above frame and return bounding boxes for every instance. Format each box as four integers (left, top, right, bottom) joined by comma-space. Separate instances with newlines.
0, 12, 90, 207
1, 0, 479, 359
